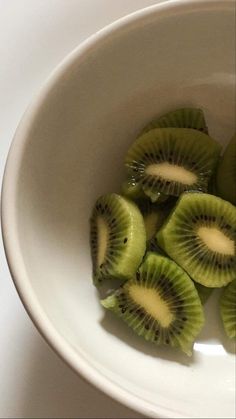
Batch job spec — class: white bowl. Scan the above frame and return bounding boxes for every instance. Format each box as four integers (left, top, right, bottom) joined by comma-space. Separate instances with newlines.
1, 1, 235, 417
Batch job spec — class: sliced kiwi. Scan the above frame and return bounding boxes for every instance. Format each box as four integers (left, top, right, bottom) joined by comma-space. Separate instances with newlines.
216, 134, 236, 205
139, 201, 169, 241
141, 108, 208, 135
121, 177, 146, 201
90, 193, 146, 285
220, 279, 236, 338
101, 253, 204, 356
194, 283, 213, 304
147, 240, 168, 255
138, 198, 176, 249
125, 128, 221, 200
157, 192, 236, 288
121, 176, 169, 203
141, 182, 168, 203
208, 167, 218, 195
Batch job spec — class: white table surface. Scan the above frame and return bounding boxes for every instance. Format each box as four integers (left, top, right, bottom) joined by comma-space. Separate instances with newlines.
0, 1, 164, 418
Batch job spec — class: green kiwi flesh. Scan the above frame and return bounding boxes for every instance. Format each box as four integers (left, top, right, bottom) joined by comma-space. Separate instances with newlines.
220, 279, 236, 339
90, 193, 146, 285
101, 253, 205, 355
121, 176, 168, 203
208, 166, 218, 195
138, 198, 176, 250
216, 134, 236, 205
139, 202, 168, 241
121, 177, 146, 200
220, 278, 236, 339
141, 108, 208, 135
125, 128, 221, 200
157, 192, 236, 288
141, 183, 168, 203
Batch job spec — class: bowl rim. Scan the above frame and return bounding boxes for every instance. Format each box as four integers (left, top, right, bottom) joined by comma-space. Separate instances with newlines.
1, 0, 234, 417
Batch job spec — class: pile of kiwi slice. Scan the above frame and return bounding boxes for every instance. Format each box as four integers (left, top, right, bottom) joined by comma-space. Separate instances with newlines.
90, 107, 236, 355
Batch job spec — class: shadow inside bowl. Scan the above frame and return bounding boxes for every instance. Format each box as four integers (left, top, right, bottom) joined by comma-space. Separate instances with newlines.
98, 287, 235, 365
196, 290, 236, 355
98, 294, 195, 367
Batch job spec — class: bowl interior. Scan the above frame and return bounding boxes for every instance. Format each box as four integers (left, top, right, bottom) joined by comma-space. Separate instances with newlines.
5, 1, 236, 418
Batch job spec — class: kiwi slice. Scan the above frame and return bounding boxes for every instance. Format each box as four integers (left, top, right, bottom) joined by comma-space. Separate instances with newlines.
139, 201, 169, 242
216, 134, 236, 205
125, 128, 221, 200
101, 253, 204, 355
138, 198, 175, 249
121, 177, 169, 203
194, 283, 213, 304
141, 182, 168, 203
157, 192, 236, 288
121, 177, 146, 201
220, 279, 236, 338
90, 193, 146, 285
208, 167, 218, 195
141, 108, 208, 135
147, 241, 168, 255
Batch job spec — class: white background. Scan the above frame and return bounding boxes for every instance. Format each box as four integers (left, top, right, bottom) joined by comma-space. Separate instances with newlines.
0, 1, 160, 418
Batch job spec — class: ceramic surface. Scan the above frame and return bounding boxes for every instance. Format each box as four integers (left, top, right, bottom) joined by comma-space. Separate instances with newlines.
2, 1, 235, 417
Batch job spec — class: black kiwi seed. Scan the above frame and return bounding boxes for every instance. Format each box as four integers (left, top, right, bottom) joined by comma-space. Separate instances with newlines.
90, 193, 146, 285
126, 127, 220, 199
101, 253, 204, 355
156, 193, 236, 288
